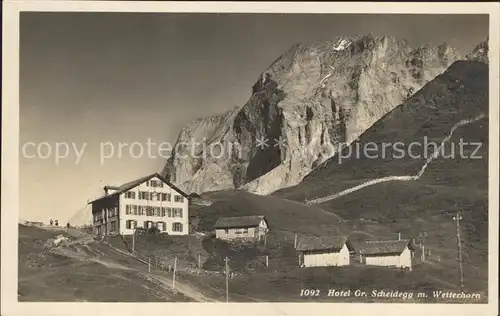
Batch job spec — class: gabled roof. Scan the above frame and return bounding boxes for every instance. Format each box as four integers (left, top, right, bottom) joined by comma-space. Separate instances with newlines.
88, 173, 189, 204
296, 236, 351, 252
213, 215, 267, 229
354, 239, 414, 255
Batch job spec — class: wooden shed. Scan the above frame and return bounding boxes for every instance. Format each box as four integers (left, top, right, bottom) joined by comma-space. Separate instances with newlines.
296, 236, 352, 268
354, 239, 415, 270
213, 215, 269, 241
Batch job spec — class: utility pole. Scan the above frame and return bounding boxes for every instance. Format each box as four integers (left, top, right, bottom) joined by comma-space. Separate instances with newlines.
198, 254, 201, 271
132, 229, 135, 252
172, 256, 177, 289
421, 242, 425, 262
417, 232, 427, 262
148, 256, 151, 273
224, 256, 229, 303
453, 212, 465, 292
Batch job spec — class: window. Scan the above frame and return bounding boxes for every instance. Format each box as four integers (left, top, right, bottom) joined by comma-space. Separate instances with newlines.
161, 193, 171, 201
125, 191, 136, 199
167, 207, 173, 217
139, 191, 149, 200
149, 180, 164, 188
146, 206, 154, 216
110, 221, 117, 232
138, 206, 146, 216
154, 207, 161, 217
161, 207, 166, 217
126, 220, 133, 229
172, 222, 183, 232
126, 205, 138, 215
157, 221, 167, 231
174, 195, 184, 203
173, 208, 183, 218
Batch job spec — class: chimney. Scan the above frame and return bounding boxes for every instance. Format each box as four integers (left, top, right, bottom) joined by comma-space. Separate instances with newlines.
104, 185, 120, 196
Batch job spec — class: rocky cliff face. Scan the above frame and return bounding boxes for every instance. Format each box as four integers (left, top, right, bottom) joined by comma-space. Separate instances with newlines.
466, 37, 489, 64
161, 35, 462, 195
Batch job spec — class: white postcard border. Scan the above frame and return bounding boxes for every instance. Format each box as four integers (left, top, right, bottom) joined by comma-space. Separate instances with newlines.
2, 2, 499, 316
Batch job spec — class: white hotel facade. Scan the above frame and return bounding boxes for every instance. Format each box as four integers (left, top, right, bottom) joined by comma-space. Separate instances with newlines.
88, 173, 189, 236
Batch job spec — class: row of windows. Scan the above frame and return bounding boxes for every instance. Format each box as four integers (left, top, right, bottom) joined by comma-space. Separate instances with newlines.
124, 191, 184, 203
125, 220, 183, 232
93, 207, 118, 222
222, 228, 249, 234
147, 180, 164, 188
125, 205, 183, 218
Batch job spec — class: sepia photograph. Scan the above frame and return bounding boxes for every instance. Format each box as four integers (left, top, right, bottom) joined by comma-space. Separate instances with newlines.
2, 1, 499, 316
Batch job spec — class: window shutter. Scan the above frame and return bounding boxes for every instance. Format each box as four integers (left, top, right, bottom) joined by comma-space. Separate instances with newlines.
163, 221, 167, 231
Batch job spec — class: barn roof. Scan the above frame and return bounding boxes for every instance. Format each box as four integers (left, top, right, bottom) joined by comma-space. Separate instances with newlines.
213, 216, 267, 229
88, 173, 189, 204
354, 239, 414, 255
296, 236, 350, 252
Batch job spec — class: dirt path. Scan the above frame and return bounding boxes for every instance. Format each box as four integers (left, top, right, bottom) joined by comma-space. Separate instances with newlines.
140, 271, 218, 302
306, 113, 486, 205
38, 226, 220, 302
105, 243, 220, 302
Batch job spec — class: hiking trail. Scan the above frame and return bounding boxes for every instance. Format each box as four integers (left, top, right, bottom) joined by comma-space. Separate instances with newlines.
305, 113, 486, 205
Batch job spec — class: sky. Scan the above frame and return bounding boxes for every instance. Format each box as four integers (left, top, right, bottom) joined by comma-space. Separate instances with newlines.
19, 12, 489, 224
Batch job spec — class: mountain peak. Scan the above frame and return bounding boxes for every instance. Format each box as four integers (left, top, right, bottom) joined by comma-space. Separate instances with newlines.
162, 35, 463, 195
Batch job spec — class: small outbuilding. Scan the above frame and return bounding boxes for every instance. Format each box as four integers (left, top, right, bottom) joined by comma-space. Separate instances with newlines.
354, 239, 415, 270
296, 236, 353, 268
213, 215, 269, 241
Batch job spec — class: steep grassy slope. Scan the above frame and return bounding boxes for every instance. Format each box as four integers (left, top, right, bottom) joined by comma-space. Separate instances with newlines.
275, 60, 488, 200
195, 191, 344, 236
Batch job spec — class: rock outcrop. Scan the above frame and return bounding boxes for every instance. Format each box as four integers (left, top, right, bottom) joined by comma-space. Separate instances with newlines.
161, 34, 462, 195
466, 37, 489, 64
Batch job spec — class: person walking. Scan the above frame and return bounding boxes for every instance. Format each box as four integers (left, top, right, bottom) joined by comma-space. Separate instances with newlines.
50, 219, 53, 226
66, 222, 70, 229
54, 220, 59, 226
